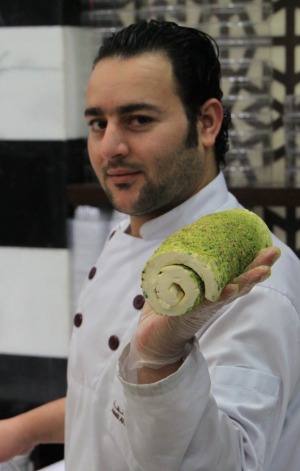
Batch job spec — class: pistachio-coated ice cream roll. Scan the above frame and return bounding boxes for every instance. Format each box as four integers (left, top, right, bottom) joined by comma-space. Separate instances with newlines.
141, 209, 272, 316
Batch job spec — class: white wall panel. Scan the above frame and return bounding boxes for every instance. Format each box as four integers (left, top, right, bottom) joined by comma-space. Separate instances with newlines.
0, 26, 95, 140
0, 247, 71, 357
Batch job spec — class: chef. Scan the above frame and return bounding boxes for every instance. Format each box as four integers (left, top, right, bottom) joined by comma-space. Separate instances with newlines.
0, 20, 299, 471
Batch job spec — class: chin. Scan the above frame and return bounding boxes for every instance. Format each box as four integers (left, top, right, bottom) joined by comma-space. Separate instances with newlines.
111, 200, 132, 215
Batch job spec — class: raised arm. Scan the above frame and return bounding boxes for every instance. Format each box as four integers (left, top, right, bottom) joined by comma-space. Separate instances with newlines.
118, 246, 298, 470
126, 246, 280, 384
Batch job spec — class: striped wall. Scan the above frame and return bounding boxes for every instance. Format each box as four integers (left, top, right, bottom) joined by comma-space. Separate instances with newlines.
0, 0, 299, 358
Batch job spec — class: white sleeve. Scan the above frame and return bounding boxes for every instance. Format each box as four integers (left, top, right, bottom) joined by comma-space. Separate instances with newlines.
118, 286, 300, 471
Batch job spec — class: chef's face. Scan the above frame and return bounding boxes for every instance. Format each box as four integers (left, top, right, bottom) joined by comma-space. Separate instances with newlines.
85, 52, 212, 219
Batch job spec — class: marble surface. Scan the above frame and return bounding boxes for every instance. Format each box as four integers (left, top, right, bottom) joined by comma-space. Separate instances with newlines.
0, 26, 96, 140
38, 460, 65, 471
0, 247, 71, 357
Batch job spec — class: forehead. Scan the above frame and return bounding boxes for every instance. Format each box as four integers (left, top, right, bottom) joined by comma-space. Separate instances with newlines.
86, 53, 181, 110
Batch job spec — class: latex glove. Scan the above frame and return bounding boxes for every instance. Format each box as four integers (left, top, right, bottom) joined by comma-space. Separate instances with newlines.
125, 246, 281, 372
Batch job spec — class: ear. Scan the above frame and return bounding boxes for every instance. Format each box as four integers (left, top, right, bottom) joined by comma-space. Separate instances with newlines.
197, 98, 224, 148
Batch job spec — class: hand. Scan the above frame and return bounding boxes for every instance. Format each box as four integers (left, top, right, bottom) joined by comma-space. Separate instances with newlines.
125, 246, 281, 379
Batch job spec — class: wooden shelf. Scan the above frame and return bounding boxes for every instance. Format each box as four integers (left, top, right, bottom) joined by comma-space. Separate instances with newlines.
229, 186, 300, 208
67, 182, 299, 263
67, 183, 111, 208
67, 183, 300, 209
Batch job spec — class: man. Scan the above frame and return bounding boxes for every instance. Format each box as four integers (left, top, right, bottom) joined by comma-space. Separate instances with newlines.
0, 20, 299, 471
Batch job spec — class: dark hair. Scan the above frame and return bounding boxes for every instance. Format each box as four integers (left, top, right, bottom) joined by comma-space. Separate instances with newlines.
94, 20, 231, 168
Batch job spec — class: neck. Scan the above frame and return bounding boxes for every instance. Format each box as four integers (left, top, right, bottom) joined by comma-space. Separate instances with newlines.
128, 169, 219, 238
127, 152, 219, 238
128, 213, 155, 238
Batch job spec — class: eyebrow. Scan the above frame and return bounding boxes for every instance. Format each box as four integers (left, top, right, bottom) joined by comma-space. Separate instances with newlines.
84, 102, 163, 118
84, 107, 102, 118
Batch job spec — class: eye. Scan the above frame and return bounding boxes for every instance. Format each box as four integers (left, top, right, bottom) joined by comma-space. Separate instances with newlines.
128, 115, 154, 128
135, 115, 153, 124
88, 119, 107, 132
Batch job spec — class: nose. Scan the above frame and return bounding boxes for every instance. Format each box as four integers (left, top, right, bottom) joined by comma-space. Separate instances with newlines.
99, 123, 129, 161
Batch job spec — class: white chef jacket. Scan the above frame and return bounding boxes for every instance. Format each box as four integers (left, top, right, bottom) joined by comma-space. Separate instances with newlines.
66, 172, 300, 471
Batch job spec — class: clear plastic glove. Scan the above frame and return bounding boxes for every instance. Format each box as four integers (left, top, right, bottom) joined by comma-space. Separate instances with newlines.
125, 246, 281, 372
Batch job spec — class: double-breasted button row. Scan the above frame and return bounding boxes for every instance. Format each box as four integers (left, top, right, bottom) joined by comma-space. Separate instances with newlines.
74, 312, 120, 350
74, 268, 145, 353
73, 313, 120, 351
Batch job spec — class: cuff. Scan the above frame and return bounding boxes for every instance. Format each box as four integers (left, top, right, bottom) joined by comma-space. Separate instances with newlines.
117, 336, 203, 389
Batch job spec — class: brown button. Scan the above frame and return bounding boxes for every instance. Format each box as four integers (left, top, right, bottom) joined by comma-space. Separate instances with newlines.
74, 313, 83, 328
88, 266, 97, 280
133, 294, 145, 310
108, 335, 120, 351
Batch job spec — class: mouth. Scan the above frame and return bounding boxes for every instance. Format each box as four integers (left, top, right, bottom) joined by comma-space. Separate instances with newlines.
106, 168, 141, 185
